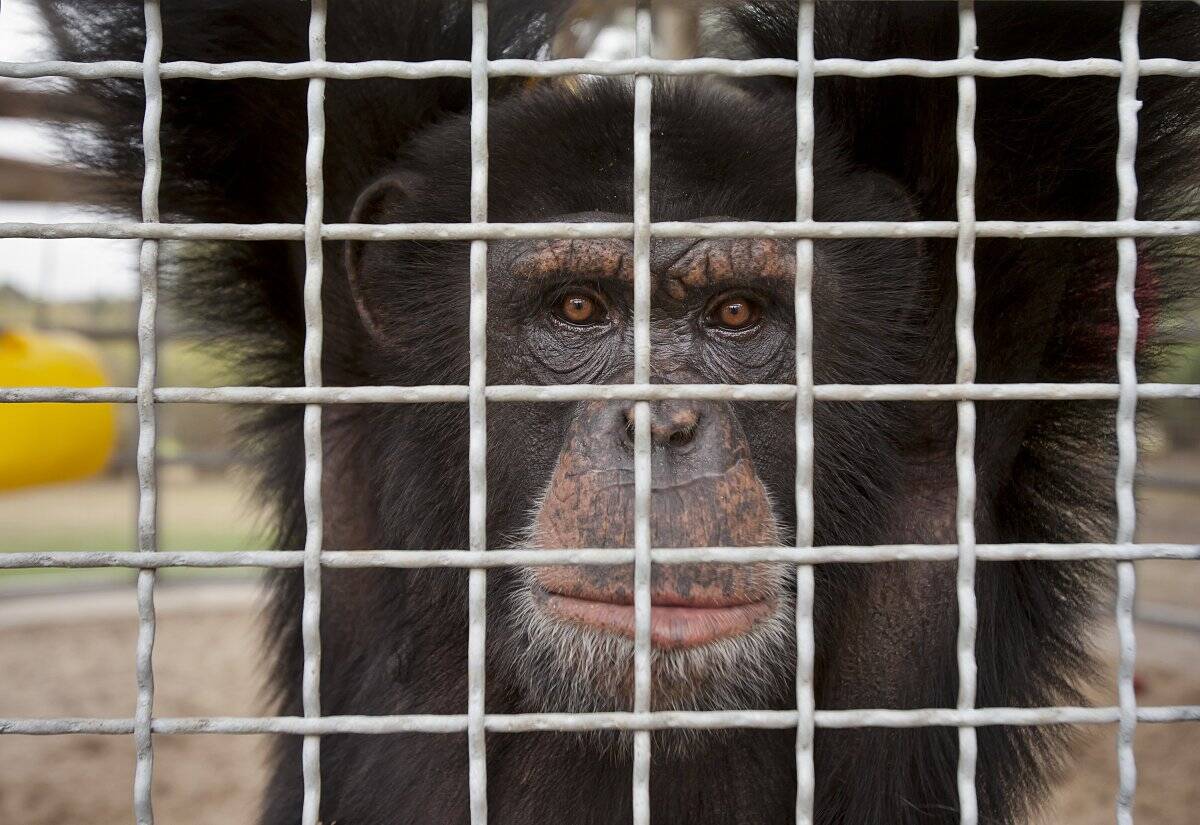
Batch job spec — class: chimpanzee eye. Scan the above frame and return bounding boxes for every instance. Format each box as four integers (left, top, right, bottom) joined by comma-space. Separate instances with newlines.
706, 294, 761, 332
554, 290, 606, 326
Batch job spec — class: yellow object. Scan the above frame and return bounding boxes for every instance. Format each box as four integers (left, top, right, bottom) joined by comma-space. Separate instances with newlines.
0, 329, 117, 490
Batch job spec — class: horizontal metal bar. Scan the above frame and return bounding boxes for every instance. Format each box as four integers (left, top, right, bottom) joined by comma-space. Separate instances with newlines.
1, 543, 1195, 570
3, 383, 1198, 404
1, 719, 137, 735
3, 219, 1200, 242
1, 57, 1197, 82
487, 705, 1200, 731
813, 383, 1200, 401
1, 387, 140, 402
4, 705, 1197, 737
810, 56, 1200, 79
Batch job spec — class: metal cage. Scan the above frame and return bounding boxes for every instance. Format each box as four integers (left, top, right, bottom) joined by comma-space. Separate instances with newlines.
1, 2, 1199, 824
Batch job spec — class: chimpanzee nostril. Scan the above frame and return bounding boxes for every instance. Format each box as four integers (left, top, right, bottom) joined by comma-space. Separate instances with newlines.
666, 422, 697, 448
662, 410, 699, 447
621, 402, 702, 449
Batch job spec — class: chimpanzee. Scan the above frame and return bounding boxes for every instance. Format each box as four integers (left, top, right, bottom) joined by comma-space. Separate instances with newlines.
38, 1, 1199, 823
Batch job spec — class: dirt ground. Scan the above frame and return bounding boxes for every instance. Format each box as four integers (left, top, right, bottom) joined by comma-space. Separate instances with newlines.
0, 482, 1197, 824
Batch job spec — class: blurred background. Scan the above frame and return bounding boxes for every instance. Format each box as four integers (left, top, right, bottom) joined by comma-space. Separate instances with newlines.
0, 1, 1196, 823
0, 0, 267, 583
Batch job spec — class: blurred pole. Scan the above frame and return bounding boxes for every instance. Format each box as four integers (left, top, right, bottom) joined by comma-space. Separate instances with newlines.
551, 1, 702, 59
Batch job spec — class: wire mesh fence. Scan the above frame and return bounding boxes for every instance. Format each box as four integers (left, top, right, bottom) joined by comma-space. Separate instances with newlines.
1, 2, 1199, 825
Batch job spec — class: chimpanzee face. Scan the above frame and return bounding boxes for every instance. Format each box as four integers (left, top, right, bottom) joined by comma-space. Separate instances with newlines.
485, 234, 800, 714
346, 79, 929, 716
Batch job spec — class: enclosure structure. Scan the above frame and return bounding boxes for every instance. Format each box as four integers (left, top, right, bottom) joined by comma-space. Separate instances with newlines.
1, 1, 1199, 824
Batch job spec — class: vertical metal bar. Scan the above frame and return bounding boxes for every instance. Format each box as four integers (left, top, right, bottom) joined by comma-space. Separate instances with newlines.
300, 2, 328, 825
133, 3, 162, 823
793, 2, 817, 824
467, 2, 490, 823
632, 2, 653, 824
1114, 4, 1142, 824
953, 3, 979, 824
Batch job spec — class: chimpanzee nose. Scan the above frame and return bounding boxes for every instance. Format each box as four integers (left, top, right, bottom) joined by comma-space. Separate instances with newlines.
622, 400, 702, 449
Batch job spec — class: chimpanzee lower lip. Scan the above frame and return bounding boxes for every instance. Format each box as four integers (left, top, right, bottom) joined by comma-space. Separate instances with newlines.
536, 591, 776, 650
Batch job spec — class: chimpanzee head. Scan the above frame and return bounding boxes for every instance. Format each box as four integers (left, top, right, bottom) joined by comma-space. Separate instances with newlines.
343, 79, 929, 716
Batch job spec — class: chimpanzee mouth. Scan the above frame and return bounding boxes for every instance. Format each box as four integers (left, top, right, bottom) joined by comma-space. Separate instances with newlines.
505, 570, 794, 718
535, 587, 777, 652
532, 586, 776, 650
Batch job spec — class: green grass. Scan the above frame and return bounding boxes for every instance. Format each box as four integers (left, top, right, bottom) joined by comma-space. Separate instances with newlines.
0, 474, 266, 588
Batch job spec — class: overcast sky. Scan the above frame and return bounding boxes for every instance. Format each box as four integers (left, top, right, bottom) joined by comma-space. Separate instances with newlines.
0, 0, 139, 301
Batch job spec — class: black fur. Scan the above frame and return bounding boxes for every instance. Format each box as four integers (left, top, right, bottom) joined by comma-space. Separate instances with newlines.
39, 2, 1199, 823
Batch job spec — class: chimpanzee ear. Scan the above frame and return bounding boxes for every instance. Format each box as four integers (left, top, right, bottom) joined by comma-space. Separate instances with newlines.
345, 174, 412, 341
